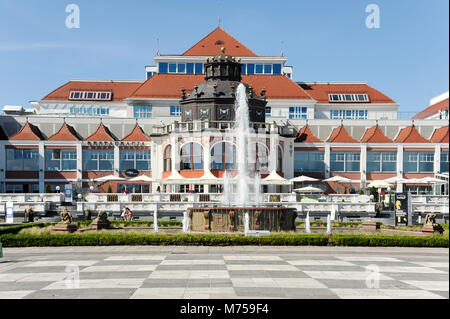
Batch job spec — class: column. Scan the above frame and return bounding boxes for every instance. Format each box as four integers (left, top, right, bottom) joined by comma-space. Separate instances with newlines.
114, 143, 120, 176
324, 144, 331, 179
150, 140, 160, 193
434, 145, 441, 195
0, 142, 5, 193
76, 143, 83, 191
38, 142, 45, 193
397, 145, 403, 193
203, 136, 211, 193
360, 144, 367, 189
171, 135, 179, 172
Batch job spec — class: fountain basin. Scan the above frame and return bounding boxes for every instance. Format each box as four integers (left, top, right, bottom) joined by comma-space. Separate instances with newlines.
187, 207, 297, 233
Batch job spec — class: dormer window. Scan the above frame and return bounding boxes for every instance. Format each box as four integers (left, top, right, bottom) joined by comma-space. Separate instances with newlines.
328, 94, 369, 102
215, 40, 224, 45
69, 91, 112, 101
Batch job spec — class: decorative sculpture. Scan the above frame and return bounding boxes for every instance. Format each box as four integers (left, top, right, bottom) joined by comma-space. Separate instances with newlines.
91, 210, 111, 230
422, 213, 444, 234
53, 207, 77, 233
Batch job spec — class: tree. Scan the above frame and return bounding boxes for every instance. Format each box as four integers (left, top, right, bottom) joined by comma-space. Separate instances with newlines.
45, 184, 51, 193
107, 185, 113, 193
370, 186, 379, 202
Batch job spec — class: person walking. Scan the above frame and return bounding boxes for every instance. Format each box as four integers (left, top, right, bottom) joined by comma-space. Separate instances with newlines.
127, 208, 133, 222
121, 207, 127, 221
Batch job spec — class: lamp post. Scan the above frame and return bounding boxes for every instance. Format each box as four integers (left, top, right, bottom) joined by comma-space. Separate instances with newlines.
55, 186, 60, 194
90, 186, 94, 193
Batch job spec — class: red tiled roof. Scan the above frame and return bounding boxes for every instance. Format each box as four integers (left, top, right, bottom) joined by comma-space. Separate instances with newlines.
430, 126, 449, 143
86, 123, 117, 141
9, 122, 45, 141
327, 125, 358, 143
122, 124, 151, 142
182, 27, 258, 57
298, 83, 397, 104
130, 74, 313, 100
296, 125, 322, 143
361, 125, 393, 143
42, 81, 143, 102
48, 122, 82, 141
413, 98, 449, 119
395, 125, 429, 143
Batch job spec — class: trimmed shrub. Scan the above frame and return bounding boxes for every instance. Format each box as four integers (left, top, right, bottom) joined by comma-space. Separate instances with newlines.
0, 232, 447, 248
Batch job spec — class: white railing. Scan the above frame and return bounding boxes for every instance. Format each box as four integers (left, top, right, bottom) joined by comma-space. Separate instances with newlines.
0, 193, 63, 203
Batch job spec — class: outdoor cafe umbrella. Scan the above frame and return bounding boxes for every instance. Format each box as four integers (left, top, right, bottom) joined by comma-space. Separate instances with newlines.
94, 175, 127, 182
128, 175, 154, 182
367, 180, 393, 189
290, 175, 320, 188
293, 186, 324, 193
261, 171, 292, 185
162, 171, 186, 184
323, 176, 352, 183
192, 171, 222, 185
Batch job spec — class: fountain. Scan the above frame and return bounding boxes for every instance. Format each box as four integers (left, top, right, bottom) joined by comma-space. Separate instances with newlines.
184, 48, 297, 233
305, 212, 311, 234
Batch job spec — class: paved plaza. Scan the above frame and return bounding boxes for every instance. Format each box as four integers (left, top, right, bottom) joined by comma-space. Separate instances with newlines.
0, 246, 448, 299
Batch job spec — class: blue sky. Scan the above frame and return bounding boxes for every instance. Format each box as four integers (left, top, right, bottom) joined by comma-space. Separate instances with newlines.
0, 0, 448, 114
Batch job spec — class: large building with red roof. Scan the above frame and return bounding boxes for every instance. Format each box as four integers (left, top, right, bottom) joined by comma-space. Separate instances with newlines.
0, 27, 448, 195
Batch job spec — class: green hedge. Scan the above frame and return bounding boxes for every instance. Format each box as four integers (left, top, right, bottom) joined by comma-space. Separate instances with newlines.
0, 223, 52, 236
296, 221, 362, 228
0, 232, 447, 248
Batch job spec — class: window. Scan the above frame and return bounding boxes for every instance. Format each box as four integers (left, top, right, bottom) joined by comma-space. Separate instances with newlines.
273, 64, 282, 75
264, 64, 272, 74
69, 91, 112, 101
367, 152, 397, 172
441, 152, 449, 173
211, 142, 237, 170
186, 63, 194, 74
146, 72, 153, 79
328, 94, 369, 102
241, 64, 246, 75
45, 149, 76, 171
404, 152, 434, 173
180, 143, 204, 170
284, 73, 291, 78
134, 105, 152, 118
265, 107, 272, 117
331, 152, 360, 172
163, 145, 172, 172
177, 63, 186, 73
169, 63, 177, 73
119, 149, 151, 171
82, 149, 114, 171
294, 151, 325, 173
6, 149, 39, 171
118, 184, 150, 194
70, 107, 109, 116
289, 107, 307, 119
170, 105, 182, 116
194, 63, 203, 74
255, 64, 263, 74
247, 64, 255, 75
330, 110, 367, 120
159, 62, 168, 73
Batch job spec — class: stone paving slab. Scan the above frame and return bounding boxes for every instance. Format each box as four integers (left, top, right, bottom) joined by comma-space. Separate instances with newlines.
0, 246, 448, 299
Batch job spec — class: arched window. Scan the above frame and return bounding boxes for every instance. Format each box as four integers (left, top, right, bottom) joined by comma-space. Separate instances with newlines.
211, 142, 237, 170
180, 143, 204, 170
277, 146, 283, 172
163, 145, 172, 172
255, 143, 269, 172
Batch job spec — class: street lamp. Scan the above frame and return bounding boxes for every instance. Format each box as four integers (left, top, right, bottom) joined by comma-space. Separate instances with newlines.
56, 186, 60, 194
90, 186, 94, 193
77, 193, 82, 201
